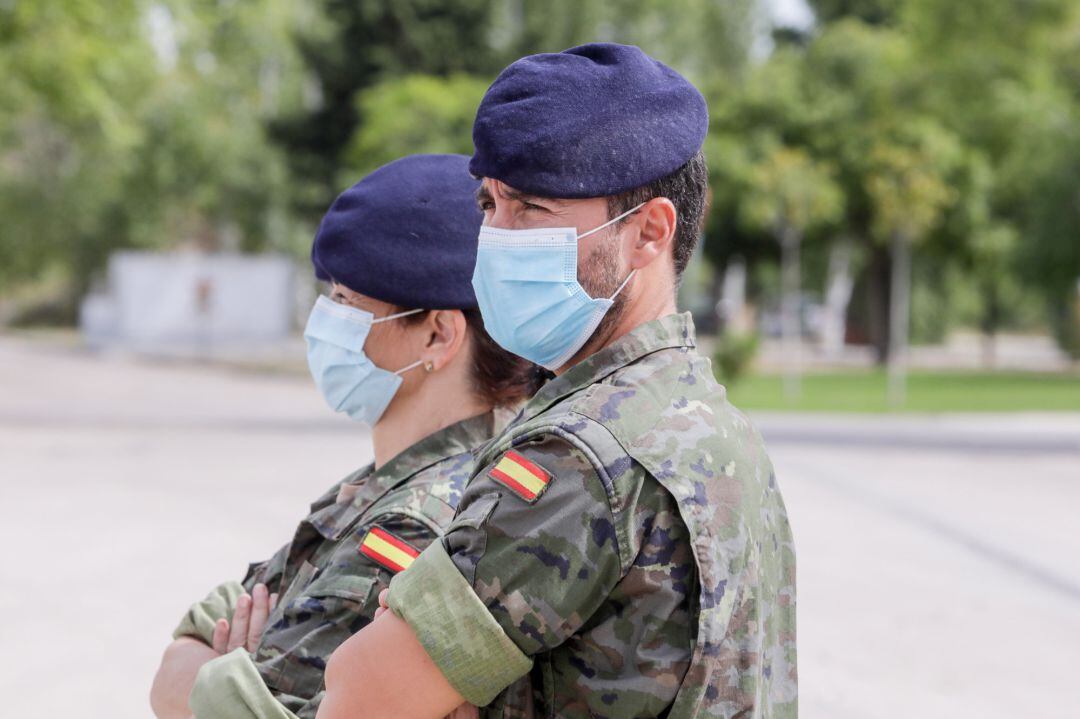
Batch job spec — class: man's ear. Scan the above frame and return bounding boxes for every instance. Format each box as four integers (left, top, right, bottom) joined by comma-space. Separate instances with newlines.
420, 309, 468, 372
627, 197, 677, 271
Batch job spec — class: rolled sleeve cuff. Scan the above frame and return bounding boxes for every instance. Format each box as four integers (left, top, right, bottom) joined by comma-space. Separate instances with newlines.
387, 542, 533, 707
189, 648, 299, 719
172, 581, 246, 645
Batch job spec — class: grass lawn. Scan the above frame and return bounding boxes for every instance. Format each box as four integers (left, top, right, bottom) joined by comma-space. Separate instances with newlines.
724, 369, 1080, 413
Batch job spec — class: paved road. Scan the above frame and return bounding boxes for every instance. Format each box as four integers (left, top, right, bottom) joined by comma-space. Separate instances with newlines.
1, 336, 1077, 718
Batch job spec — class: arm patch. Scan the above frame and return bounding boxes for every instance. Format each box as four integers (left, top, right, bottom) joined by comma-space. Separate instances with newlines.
488, 449, 553, 503
359, 526, 421, 573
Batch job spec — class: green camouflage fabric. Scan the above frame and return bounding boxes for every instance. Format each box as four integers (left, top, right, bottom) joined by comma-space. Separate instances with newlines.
397, 313, 796, 718
174, 412, 495, 719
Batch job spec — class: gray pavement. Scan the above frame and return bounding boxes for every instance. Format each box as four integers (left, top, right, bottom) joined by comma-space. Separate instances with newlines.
1, 335, 1078, 718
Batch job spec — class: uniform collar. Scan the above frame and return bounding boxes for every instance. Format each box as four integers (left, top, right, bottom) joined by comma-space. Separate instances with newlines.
371, 410, 496, 487
308, 411, 496, 539
521, 312, 696, 420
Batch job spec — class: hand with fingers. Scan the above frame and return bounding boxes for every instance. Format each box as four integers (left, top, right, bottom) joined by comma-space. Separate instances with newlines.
373, 588, 390, 620
150, 583, 277, 719
212, 583, 279, 655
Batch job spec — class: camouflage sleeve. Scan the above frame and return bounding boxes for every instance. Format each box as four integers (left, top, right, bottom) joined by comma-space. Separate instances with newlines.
171, 580, 245, 645
170, 476, 344, 646
172, 543, 289, 644
189, 648, 300, 719
388, 436, 624, 704
247, 512, 448, 717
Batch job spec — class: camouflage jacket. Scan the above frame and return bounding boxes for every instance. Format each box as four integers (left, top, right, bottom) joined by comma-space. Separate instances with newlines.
388, 313, 797, 718
174, 412, 496, 719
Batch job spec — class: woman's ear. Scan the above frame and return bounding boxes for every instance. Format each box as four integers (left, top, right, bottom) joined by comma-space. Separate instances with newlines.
420, 309, 468, 372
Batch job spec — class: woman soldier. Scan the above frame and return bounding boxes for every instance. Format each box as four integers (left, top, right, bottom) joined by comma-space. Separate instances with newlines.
150, 154, 540, 719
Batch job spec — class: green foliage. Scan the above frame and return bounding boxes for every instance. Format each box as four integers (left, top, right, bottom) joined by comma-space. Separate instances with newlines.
807, 0, 903, 25
343, 74, 489, 178
268, 0, 501, 217
712, 331, 760, 389
275, 0, 757, 219
490, 0, 755, 80
709, 1, 1080, 358
741, 144, 844, 237
728, 370, 1080, 413
1, 0, 1078, 360
0, 0, 313, 311
864, 120, 960, 244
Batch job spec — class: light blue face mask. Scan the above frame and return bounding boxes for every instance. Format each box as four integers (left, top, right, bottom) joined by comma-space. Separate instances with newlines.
303, 295, 424, 425
471, 203, 644, 370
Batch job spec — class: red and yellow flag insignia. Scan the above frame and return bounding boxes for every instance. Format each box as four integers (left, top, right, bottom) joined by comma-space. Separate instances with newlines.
359, 526, 420, 573
488, 449, 552, 503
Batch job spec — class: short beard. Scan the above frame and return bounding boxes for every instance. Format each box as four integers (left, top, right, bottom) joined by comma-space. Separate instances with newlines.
577, 231, 632, 356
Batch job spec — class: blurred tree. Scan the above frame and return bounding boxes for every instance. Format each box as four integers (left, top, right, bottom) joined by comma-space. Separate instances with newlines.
0, 0, 312, 318
1008, 117, 1080, 358
123, 0, 313, 254
799, 0, 1080, 358
741, 142, 843, 398
901, 0, 1080, 357
267, 0, 498, 218
806, 0, 902, 25
490, 0, 755, 81
702, 48, 810, 320
863, 121, 960, 403
280, 0, 757, 220
0, 0, 154, 312
342, 74, 489, 179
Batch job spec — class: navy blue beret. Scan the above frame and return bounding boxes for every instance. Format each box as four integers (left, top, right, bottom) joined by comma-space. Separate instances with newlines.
312, 154, 482, 309
469, 43, 708, 199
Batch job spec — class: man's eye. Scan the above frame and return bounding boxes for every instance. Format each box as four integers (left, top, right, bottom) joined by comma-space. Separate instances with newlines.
523, 203, 546, 212
479, 200, 495, 211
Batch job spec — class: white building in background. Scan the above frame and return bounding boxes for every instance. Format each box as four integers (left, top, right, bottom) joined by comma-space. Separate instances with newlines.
80, 251, 302, 355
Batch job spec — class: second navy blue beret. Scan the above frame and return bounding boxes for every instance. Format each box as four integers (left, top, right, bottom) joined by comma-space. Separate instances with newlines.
312, 154, 482, 309
469, 43, 708, 199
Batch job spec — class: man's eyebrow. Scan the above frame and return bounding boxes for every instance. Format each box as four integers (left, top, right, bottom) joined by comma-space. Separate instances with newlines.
498, 187, 544, 204
478, 182, 565, 208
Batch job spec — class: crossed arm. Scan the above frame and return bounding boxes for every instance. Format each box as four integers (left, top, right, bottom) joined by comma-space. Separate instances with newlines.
150, 584, 277, 719
152, 584, 474, 719
316, 595, 467, 719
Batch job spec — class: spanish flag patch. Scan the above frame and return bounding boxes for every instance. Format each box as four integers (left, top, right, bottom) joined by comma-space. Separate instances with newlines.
488, 449, 552, 503
359, 526, 420, 573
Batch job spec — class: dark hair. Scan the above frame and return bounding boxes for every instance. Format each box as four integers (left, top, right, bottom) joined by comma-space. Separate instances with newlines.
399, 307, 544, 408
606, 151, 708, 280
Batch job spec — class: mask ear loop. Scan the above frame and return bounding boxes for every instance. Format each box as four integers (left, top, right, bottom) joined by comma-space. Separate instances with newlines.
608, 268, 636, 301
576, 201, 647, 240
371, 307, 425, 324
393, 359, 425, 376
375, 308, 429, 375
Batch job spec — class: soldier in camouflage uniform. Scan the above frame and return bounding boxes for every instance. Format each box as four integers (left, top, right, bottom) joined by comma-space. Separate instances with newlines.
176, 414, 494, 718
317, 45, 796, 719
150, 155, 540, 719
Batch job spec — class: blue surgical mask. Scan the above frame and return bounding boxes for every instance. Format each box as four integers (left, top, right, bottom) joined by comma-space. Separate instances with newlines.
303, 295, 424, 425
471, 203, 644, 370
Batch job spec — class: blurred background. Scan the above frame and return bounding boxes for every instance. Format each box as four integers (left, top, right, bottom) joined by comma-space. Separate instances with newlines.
1, 0, 1078, 717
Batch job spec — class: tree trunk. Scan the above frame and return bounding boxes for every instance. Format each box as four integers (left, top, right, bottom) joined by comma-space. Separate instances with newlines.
980, 280, 1001, 369
780, 224, 802, 401
706, 262, 726, 335
719, 256, 748, 333
864, 243, 892, 365
887, 231, 912, 407
822, 238, 854, 358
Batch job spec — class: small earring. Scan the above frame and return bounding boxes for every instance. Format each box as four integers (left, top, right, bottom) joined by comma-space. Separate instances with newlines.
424, 361, 434, 372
